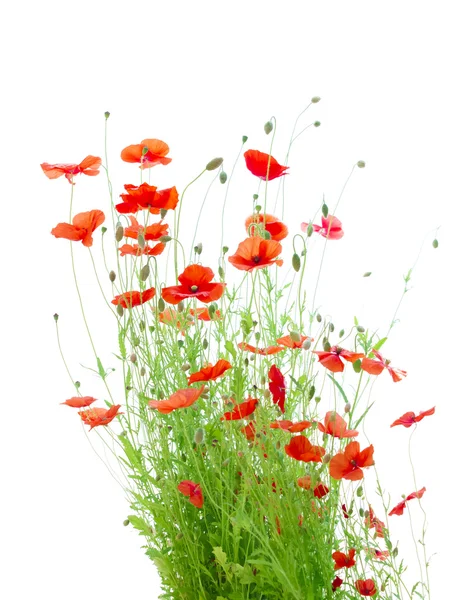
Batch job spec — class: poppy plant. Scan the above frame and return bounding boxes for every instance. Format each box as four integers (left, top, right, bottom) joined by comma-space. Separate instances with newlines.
188, 359, 232, 384
148, 385, 205, 415
365, 506, 386, 538
270, 420, 311, 433
317, 411, 359, 438
189, 307, 222, 321
313, 346, 364, 373
284, 435, 325, 463
355, 579, 377, 597
41, 155, 101, 183
177, 480, 203, 509
228, 237, 284, 272
244, 149, 289, 180
237, 342, 285, 355
161, 264, 226, 305
301, 215, 344, 240
51, 209, 105, 247
61, 396, 96, 408
124, 216, 169, 241
121, 138, 172, 169
389, 487, 426, 516
365, 548, 390, 561
275, 334, 313, 349
329, 441, 374, 481
221, 398, 258, 421
332, 548, 356, 570
116, 183, 179, 214
361, 348, 407, 382
268, 365, 286, 413
118, 242, 165, 257
244, 213, 288, 241
111, 288, 156, 309
79, 405, 122, 431
390, 407, 435, 428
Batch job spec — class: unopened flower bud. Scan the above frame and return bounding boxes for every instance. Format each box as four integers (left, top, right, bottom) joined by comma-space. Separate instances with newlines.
123, 519, 129, 526
208, 303, 217, 318
322, 203, 329, 218
140, 367, 146, 377
353, 359, 362, 373
181, 362, 190, 371
263, 389, 271, 399
75, 381, 80, 388
339, 329, 345, 338
313, 121, 321, 127
202, 338, 208, 349
329, 323, 334, 333
242, 135, 248, 144
115, 225, 124, 242
264, 121, 273, 135
292, 253, 301, 272
260, 375, 267, 385
130, 353, 137, 363
323, 341, 331, 352
302, 338, 312, 350
432, 239, 439, 249
356, 486, 363, 497
159, 235, 172, 243
194, 243, 203, 255
218, 266, 225, 279
255, 331, 261, 342
194, 428, 204, 444
253, 194, 259, 200
53, 313, 59, 321
105, 111, 111, 119
357, 160, 366, 168
308, 385, 315, 400
219, 171, 227, 184
311, 96, 321, 104
140, 264, 150, 281
177, 301, 184, 312
158, 297, 165, 312
201, 393, 209, 400
160, 209, 167, 219
393, 547, 398, 557
202, 387, 210, 394
109, 270, 116, 282
244, 358, 249, 367
142, 146, 149, 156
361, 508, 366, 518
289, 331, 301, 343
322, 453, 331, 464
363, 272, 372, 277
316, 313, 322, 323
356, 325, 365, 333
206, 157, 223, 171
116, 304, 124, 317
344, 402, 351, 413
306, 223, 313, 237
263, 230, 271, 240
137, 233, 145, 249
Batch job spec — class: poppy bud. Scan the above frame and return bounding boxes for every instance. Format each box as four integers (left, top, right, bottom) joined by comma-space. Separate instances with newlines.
255, 331, 261, 342
116, 304, 124, 317
140, 367, 146, 376
149, 325, 155, 333
344, 402, 351, 413
249, 354, 256, 361
138, 233, 146, 249
130, 353, 137, 363
316, 313, 322, 323
322, 453, 331, 464
253, 194, 259, 200
206, 157, 223, 171
115, 225, 124, 242
101, 226, 107, 234
159, 235, 172, 243
302, 338, 312, 350
353, 359, 362, 373
357, 160, 366, 168
329, 323, 334, 333
264, 121, 273, 135
181, 363, 190, 371
109, 270, 116, 282
53, 313, 59, 321
323, 341, 331, 352
202, 387, 210, 394
218, 266, 225, 279
363, 272, 372, 277
157, 298, 165, 313
356, 486, 363, 497
432, 239, 439, 248
260, 375, 267, 385
311, 96, 321, 104
393, 547, 398, 557
292, 253, 301, 272
75, 381, 81, 389
339, 329, 345, 338
254, 205, 262, 213
177, 301, 185, 312
194, 428, 204, 444
306, 223, 313, 237
219, 171, 227, 184
176, 532, 183, 540
308, 385, 315, 399
160, 209, 168, 219
244, 358, 249, 367
322, 203, 329, 218
123, 519, 129, 526
313, 121, 321, 127
140, 264, 150, 281
194, 243, 203, 255
360, 508, 366, 518
289, 331, 301, 343
263, 389, 271, 399
242, 135, 248, 143
201, 393, 209, 400
208, 303, 217, 318
222, 246, 229, 254
105, 111, 110, 119
202, 338, 208, 349
356, 325, 365, 333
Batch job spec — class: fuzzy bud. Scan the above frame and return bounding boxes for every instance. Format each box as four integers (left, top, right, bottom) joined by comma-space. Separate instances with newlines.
194, 428, 204, 444
311, 96, 321, 104
130, 353, 137, 364
313, 121, 321, 127
218, 266, 225, 279
363, 272, 372, 277
360, 508, 366, 518
109, 270, 116, 282
53, 313, 59, 321
316, 313, 322, 323
432, 239, 439, 249
353, 359, 362, 373
260, 375, 267, 385
115, 225, 124, 242
289, 331, 301, 343
202, 338, 208, 350
356, 325, 365, 333
222, 246, 229, 254
264, 121, 273, 135
357, 160, 366, 168
329, 323, 334, 333
344, 402, 351, 413
105, 111, 111, 119
253, 194, 259, 201
339, 329, 345, 338
206, 157, 223, 171
263, 389, 271, 399
74, 381, 80, 389
155, 299, 164, 314
308, 385, 315, 400
123, 519, 129, 526
194, 243, 203, 255
322, 453, 331, 464
180, 362, 190, 372
323, 341, 331, 352
255, 331, 261, 342
306, 223, 313, 237
292, 253, 301, 272
116, 304, 124, 317
302, 338, 312, 350
137, 233, 145, 249
140, 264, 150, 281
177, 301, 184, 313
242, 135, 248, 144
356, 486, 363, 497
159, 235, 172, 243
101, 226, 107, 234
208, 303, 217, 318
219, 171, 227, 184
322, 203, 329, 218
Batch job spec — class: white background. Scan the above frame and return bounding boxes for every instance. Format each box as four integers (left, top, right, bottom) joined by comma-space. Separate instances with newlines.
1, 1, 474, 598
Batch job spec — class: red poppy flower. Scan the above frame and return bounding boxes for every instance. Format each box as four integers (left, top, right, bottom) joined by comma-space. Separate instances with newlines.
124, 215, 169, 241
237, 342, 285, 355
268, 365, 286, 413
244, 149, 288, 180
111, 287, 156, 309
276, 334, 313, 349
244, 213, 288, 241
118, 242, 165, 257
389, 487, 426, 516
161, 264, 226, 305
51, 210, 105, 247
390, 407, 435, 428
241, 421, 257, 441
365, 507, 386, 538
189, 307, 222, 321
365, 548, 390, 561
361, 349, 407, 382
355, 579, 377, 596
228, 237, 283, 272
329, 441, 374, 481
313, 346, 364, 373
297, 475, 312, 490
148, 385, 205, 414
221, 398, 258, 421
41, 155, 101, 184
332, 576, 344, 592
177, 480, 203, 508
317, 411, 359, 438
156, 308, 191, 335
188, 359, 232, 384
332, 548, 356, 570
116, 183, 179, 214
301, 215, 344, 240
342, 504, 350, 519
121, 139, 172, 169
313, 482, 330, 499
79, 405, 122, 430
270, 420, 311, 433
61, 396, 96, 408
284, 435, 325, 463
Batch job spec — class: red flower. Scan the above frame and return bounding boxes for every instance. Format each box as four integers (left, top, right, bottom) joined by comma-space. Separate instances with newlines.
313, 346, 364, 373
268, 365, 286, 413
238, 342, 285, 355
148, 385, 205, 414
270, 420, 311, 433
79, 405, 122, 430
124, 215, 169, 241
177, 480, 203, 509
342, 504, 350, 519
61, 396, 96, 408
41, 155, 101, 184
245, 213, 288, 241
111, 288, 156, 309
365, 547, 390, 561
332, 548, 356, 570
228, 237, 283, 272
156, 308, 191, 335
365, 507, 386, 538
285, 435, 325, 463
301, 215, 344, 240
390, 407, 435, 428
355, 579, 377, 596
121, 138, 172, 169
189, 307, 222, 321
241, 421, 257, 441
329, 441, 374, 481
313, 482, 330, 499
332, 576, 344, 592
221, 398, 258, 421
361, 349, 407, 382
119, 242, 165, 257
116, 183, 179, 214
244, 149, 288, 180
317, 411, 359, 438
161, 264, 226, 305
389, 487, 426, 516
51, 210, 105, 247
276, 334, 313, 349
188, 359, 232, 384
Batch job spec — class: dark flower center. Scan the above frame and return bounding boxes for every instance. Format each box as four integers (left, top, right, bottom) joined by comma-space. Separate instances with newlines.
252, 255, 261, 263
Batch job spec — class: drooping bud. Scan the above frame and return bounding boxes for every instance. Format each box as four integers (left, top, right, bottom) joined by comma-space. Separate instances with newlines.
218, 266, 225, 279
202, 338, 208, 350
253, 194, 259, 200
123, 519, 129, 526
177, 301, 184, 312
130, 353, 137, 363
339, 329, 344, 338
363, 272, 372, 277
323, 341, 331, 352
242, 135, 248, 144
356, 486, 363, 497
140, 367, 146, 376
194, 428, 204, 444
74, 381, 81, 389
140, 264, 150, 281
206, 157, 223, 171
160, 209, 167, 219
353, 359, 362, 373
344, 402, 351, 413
322, 453, 331, 464
255, 331, 261, 342
109, 270, 116, 282
53, 313, 59, 321
181, 362, 190, 371
254, 204, 262, 212
158, 297, 165, 312
432, 239, 439, 248
263, 389, 271, 399
356, 325, 365, 333
313, 121, 321, 128
194, 243, 203, 255
306, 223, 313, 237
357, 160, 366, 168
116, 304, 124, 317
208, 303, 217, 318
115, 225, 124, 242
264, 121, 273, 135
219, 171, 227, 184
322, 203, 329, 218
105, 111, 111, 119
289, 331, 301, 343
292, 253, 301, 272
316, 313, 322, 323
159, 235, 172, 243
329, 323, 334, 333
302, 338, 312, 350
311, 96, 321, 104
308, 385, 315, 400
137, 233, 145, 249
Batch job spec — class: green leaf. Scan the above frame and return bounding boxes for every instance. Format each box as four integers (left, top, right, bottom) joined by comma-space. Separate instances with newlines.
97, 357, 106, 379
118, 329, 127, 359
327, 374, 348, 404
127, 514, 152, 536
372, 337, 387, 353
213, 546, 229, 572
225, 340, 237, 360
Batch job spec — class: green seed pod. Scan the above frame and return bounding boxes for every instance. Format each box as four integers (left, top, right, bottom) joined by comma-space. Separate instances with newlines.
158, 297, 165, 312
308, 385, 315, 400
329, 323, 334, 333
140, 264, 150, 281
74, 381, 81, 389
177, 301, 184, 312
302, 338, 312, 350
105, 111, 111, 119
181, 362, 190, 371
219, 171, 227, 184
339, 329, 345, 338
138, 233, 146, 249
253, 194, 259, 200
356, 325, 365, 333
242, 135, 248, 144
322, 203, 329, 218
202, 338, 208, 350
130, 353, 137, 363
359, 508, 365, 518
357, 160, 366, 168
311, 96, 321, 104
292, 253, 301, 272
194, 428, 204, 444
206, 157, 223, 171
306, 223, 313, 237
218, 266, 225, 279
140, 367, 146, 376
115, 225, 124, 242
160, 209, 168, 219
264, 120, 273, 135
123, 519, 129, 526
313, 121, 321, 128
222, 246, 229, 254
194, 243, 203, 255
159, 235, 172, 243
356, 486, 363, 497
363, 272, 372, 277
101, 226, 107, 234
353, 359, 362, 373
323, 341, 331, 352
432, 239, 439, 248
109, 270, 116, 282
255, 331, 261, 342
289, 330, 301, 343
316, 313, 322, 323
53, 313, 59, 321
116, 304, 124, 317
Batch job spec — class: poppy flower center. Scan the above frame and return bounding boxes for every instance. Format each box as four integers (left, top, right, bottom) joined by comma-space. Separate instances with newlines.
252, 255, 261, 263
190, 285, 199, 292
350, 459, 357, 467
